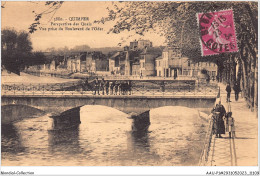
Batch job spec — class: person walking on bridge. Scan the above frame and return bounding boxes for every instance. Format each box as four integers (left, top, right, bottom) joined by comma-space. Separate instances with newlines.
83, 78, 89, 91
128, 81, 132, 95
114, 81, 119, 95
110, 81, 115, 95
100, 78, 105, 95
94, 77, 100, 95
104, 80, 109, 95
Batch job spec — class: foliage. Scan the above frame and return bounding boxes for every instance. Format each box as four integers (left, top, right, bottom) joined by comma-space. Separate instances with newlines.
96, 1, 257, 62
1, 29, 47, 74
1, 29, 31, 74
29, 1, 64, 33
96, 1, 257, 108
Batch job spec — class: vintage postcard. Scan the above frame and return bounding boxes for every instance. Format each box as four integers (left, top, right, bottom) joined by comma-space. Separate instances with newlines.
1, 1, 258, 175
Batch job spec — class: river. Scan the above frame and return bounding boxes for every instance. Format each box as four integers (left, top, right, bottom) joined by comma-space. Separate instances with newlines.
1, 106, 209, 166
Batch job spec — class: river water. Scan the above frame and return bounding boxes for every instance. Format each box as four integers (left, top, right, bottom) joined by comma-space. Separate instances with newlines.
1, 106, 209, 166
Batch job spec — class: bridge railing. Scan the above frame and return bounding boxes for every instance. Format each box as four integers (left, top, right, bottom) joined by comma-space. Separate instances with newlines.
2, 82, 219, 96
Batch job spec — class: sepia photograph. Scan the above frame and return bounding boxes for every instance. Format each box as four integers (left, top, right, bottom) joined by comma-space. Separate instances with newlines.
1, 0, 259, 175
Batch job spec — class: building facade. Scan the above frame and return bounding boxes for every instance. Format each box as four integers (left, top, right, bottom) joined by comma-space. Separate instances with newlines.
155, 47, 217, 79
130, 40, 153, 50
139, 47, 161, 76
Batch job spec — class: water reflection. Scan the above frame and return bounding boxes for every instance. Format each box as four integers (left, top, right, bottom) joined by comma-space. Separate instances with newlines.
48, 126, 83, 155
130, 131, 150, 152
1, 124, 26, 154
2, 106, 208, 166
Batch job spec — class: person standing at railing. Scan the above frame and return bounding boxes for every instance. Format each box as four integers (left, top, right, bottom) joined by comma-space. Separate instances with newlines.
140, 72, 143, 79
212, 101, 226, 138
118, 82, 122, 95
104, 80, 109, 95
226, 83, 232, 102
160, 81, 165, 92
100, 78, 105, 95
93, 77, 100, 95
83, 78, 89, 91
128, 81, 132, 95
114, 81, 119, 95
110, 81, 115, 95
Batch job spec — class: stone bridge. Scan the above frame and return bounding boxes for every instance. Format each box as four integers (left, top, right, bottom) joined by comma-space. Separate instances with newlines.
2, 94, 217, 126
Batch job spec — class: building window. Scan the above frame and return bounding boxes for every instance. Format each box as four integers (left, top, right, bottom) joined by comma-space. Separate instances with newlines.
209, 62, 211, 66
188, 60, 190, 67
183, 70, 189, 76
142, 62, 145, 68
159, 70, 161, 77
198, 62, 200, 66
159, 61, 160, 66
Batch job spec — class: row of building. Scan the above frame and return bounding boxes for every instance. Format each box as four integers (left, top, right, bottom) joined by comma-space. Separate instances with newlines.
27, 40, 217, 80
109, 40, 217, 80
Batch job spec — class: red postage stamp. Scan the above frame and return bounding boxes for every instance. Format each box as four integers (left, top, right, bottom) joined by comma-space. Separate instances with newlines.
198, 9, 238, 56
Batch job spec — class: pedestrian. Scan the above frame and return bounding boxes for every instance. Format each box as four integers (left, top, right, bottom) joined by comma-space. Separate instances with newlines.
225, 112, 235, 138
114, 81, 119, 95
233, 82, 241, 101
128, 80, 132, 95
104, 80, 109, 95
100, 78, 105, 95
212, 101, 226, 138
120, 82, 126, 95
118, 82, 122, 95
226, 83, 232, 102
93, 77, 99, 95
83, 78, 89, 91
160, 81, 165, 92
110, 81, 115, 95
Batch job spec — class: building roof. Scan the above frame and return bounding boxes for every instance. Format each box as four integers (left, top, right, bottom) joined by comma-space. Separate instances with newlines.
140, 47, 162, 56
110, 51, 126, 60
155, 56, 162, 60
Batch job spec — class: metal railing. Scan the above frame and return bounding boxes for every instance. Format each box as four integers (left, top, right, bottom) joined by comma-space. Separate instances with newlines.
2, 82, 219, 97
199, 114, 214, 166
25, 70, 200, 81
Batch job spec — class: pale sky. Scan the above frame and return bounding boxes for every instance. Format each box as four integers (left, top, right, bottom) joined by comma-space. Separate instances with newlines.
1, 1, 166, 51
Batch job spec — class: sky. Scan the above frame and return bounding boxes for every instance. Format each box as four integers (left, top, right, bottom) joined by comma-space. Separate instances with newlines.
1, 1, 166, 51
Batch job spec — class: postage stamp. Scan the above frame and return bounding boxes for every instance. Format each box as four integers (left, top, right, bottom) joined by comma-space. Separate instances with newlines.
198, 9, 238, 56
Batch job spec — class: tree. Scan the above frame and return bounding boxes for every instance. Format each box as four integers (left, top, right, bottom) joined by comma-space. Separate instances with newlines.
1, 29, 33, 75
70, 45, 91, 52
1, 29, 48, 75
97, 1, 257, 110
29, 52, 47, 66
28, 1, 64, 33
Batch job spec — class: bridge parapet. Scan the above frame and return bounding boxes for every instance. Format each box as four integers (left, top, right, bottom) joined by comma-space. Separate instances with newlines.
2, 82, 219, 97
